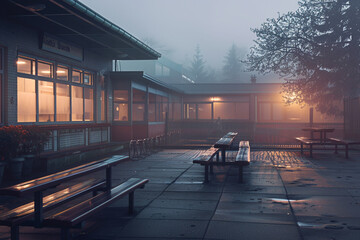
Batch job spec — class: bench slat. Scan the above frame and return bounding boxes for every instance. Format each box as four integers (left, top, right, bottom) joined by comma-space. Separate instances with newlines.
0, 155, 128, 197
0, 179, 105, 225
44, 178, 148, 227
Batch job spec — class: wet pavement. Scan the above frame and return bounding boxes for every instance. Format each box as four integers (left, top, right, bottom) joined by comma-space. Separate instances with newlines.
1, 149, 360, 239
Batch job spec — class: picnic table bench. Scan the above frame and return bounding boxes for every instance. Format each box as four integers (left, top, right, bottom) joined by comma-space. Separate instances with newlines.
0, 155, 148, 240
214, 132, 238, 162
329, 138, 360, 159
193, 139, 250, 183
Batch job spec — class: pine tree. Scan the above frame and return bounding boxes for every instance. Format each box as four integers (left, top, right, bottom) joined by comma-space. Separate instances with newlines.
190, 45, 207, 83
223, 44, 242, 82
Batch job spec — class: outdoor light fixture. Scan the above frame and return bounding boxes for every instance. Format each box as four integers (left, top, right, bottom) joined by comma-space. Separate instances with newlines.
211, 97, 221, 102
116, 107, 119, 111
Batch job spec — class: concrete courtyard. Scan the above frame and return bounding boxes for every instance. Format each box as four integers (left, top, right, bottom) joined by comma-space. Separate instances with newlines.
1, 148, 360, 239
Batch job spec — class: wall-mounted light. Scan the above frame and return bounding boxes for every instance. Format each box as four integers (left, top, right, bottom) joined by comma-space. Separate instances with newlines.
211, 97, 221, 102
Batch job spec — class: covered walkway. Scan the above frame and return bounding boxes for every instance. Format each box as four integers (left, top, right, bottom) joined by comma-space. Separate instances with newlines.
1, 149, 360, 239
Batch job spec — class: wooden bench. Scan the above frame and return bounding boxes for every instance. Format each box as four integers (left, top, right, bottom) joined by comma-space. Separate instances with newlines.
234, 141, 250, 183
193, 147, 220, 183
296, 137, 326, 158
329, 138, 360, 159
43, 178, 148, 240
0, 155, 133, 240
193, 141, 250, 183
214, 132, 238, 162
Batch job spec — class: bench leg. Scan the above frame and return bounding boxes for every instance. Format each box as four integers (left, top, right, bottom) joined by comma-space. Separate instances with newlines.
210, 163, 213, 174
346, 144, 349, 159
300, 143, 303, 155
11, 226, 19, 240
34, 191, 43, 228
216, 152, 219, 162
310, 144, 313, 158
221, 149, 226, 162
61, 228, 71, 240
238, 166, 243, 183
204, 165, 209, 183
106, 167, 112, 191
129, 192, 134, 214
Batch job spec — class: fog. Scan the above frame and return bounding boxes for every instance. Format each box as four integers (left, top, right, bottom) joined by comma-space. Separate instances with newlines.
81, 0, 299, 72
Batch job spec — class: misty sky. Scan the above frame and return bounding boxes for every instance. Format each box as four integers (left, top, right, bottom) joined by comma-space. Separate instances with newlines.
81, 0, 299, 71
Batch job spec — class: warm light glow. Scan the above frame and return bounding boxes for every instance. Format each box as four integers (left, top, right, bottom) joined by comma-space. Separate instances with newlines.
211, 97, 221, 102
16, 61, 26, 64
116, 106, 119, 111
41, 70, 51, 74
56, 70, 66, 74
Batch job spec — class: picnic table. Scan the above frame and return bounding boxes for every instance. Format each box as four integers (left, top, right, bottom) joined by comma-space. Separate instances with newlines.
214, 132, 238, 162
302, 127, 335, 143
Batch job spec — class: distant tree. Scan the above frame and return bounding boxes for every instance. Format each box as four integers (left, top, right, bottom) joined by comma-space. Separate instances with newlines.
246, 0, 360, 115
190, 45, 208, 82
223, 44, 243, 82
250, 75, 257, 84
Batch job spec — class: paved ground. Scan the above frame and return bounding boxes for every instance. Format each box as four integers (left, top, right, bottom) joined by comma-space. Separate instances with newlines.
1, 148, 360, 239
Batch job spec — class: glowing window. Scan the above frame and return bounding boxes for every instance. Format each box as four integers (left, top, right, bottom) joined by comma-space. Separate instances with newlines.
38, 81, 54, 122
57, 66, 69, 81
71, 86, 83, 121
17, 77, 36, 122
56, 83, 70, 121
38, 61, 53, 78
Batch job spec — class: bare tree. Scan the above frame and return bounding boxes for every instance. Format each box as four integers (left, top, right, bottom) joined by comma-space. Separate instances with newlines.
246, 0, 360, 115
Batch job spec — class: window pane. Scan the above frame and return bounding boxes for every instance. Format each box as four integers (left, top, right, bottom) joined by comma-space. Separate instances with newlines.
71, 86, 83, 121
84, 72, 92, 85
133, 89, 145, 102
272, 103, 284, 121
133, 103, 145, 121
258, 103, 271, 121
39, 81, 54, 122
57, 66, 69, 81
198, 103, 212, 119
38, 61, 53, 78
173, 103, 181, 120
17, 77, 36, 122
214, 102, 233, 119
148, 103, 156, 122
101, 90, 106, 121
114, 90, 128, 101
84, 88, 93, 121
56, 83, 70, 121
184, 104, 196, 120
0, 74, 2, 123
149, 93, 156, 122
72, 70, 81, 83
235, 102, 250, 120
0, 48, 2, 71
17, 57, 34, 75
114, 103, 128, 121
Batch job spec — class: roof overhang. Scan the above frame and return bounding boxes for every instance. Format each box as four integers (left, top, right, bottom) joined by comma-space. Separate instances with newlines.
2, 0, 161, 60
110, 71, 184, 94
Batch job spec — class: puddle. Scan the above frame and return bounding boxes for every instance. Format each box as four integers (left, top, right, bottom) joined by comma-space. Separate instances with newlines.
297, 222, 324, 229
270, 198, 304, 203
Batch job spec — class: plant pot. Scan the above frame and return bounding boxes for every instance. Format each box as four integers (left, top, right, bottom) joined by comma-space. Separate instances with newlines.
0, 162, 5, 185
22, 154, 35, 177
10, 157, 25, 180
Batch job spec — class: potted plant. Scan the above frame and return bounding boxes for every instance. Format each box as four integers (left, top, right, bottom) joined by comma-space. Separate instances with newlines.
0, 125, 27, 180
21, 126, 51, 176
0, 128, 12, 184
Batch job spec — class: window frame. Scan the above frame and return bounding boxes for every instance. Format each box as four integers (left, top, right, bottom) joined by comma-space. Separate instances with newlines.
16, 53, 95, 123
